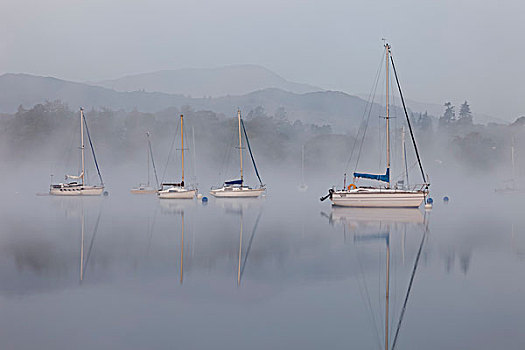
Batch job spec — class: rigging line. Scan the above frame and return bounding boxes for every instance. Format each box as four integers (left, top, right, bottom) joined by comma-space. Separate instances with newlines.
160, 122, 179, 184
391, 224, 428, 350
61, 112, 77, 177
354, 54, 386, 175
82, 112, 104, 185
241, 119, 263, 186
148, 134, 160, 189
239, 210, 263, 283
389, 54, 427, 184
217, 118, 236, 184
82, 206, 102, 282
344, 49, 386, 173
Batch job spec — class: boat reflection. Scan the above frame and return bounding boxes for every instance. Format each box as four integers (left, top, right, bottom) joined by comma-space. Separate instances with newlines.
79, 202, 102, 284
326, 207, 429, 350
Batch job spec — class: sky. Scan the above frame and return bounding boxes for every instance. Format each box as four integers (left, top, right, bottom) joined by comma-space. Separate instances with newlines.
1, 0, 524, 120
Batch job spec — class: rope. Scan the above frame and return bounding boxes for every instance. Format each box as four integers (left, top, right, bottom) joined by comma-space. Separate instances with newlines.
353, 54, 385, 175
345, 48, 386, 175
390, 54, 427, 185
82, 113, 104, 185
160, 122, 179, 184
241, 119, 263, 186
147, 135, 160, 189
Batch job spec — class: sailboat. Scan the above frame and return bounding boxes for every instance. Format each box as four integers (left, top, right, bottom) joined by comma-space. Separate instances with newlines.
495, 138, 523, 193
49, 108, 105, 196
158, 114, 197, 199
131, 132, 159, 194
298, 144, 308, 192
210, 110, 265, 198
321, 43, 429, 208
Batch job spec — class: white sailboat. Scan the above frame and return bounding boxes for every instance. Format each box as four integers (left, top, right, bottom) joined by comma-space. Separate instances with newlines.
49, 108, 104, 196
322, 43, 429, 208
210, 110, 265, 198
131, 132, 159, 194
495, 138, 523, 193
158, 114, 197, 199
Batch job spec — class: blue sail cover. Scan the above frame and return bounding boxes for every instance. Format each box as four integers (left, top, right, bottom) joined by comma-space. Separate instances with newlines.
353, 168, 390, 183
225, 179, 243, 185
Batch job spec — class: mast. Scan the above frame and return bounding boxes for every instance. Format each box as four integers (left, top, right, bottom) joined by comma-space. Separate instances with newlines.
385, 43, 391, 188
80, 108, 85, 185
238, 110, 243, 183
180, 115, 185, 185
385, 231, 390, 350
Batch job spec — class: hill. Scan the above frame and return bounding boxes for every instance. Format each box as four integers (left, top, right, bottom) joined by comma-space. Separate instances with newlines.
93, 65, 322, 97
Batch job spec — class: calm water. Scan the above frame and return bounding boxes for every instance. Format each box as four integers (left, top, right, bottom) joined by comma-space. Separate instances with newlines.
0, 188, 524, 349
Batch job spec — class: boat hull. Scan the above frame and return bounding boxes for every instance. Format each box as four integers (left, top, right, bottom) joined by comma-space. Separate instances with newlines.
131, 187, 157, 194
158, 188, 197, 199
330, 190, 425, 208
210, 187, 265, 198
49, 185, 104, 196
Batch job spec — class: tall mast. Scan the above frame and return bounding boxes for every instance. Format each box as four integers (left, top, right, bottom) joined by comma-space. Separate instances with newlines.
180, 115, 185, 185
80, 108, 85, 186
385, 43, 391, 188
238, 109, 243, 183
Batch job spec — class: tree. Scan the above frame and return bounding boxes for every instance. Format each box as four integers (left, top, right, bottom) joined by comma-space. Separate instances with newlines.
457, 100, 473, 126
414, 111, 432, 131
439, 102, 455, 127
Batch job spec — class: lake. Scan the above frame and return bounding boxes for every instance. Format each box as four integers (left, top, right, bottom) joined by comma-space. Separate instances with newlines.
0, 188, 524, 349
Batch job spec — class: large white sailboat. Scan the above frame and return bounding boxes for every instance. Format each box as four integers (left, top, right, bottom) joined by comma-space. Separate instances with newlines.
49, 108, 104, 196
158, 115, 197, 199
131, 132, 159, 194
210, 110, 265, 198
322, 43, 429, 208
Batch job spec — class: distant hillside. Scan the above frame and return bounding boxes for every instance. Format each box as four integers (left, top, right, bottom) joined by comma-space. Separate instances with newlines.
0, 73, 389, 130
93, 65, 322, 97
0, 73, 190, 113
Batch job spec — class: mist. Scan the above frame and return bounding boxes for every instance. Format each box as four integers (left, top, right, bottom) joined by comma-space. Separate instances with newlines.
2, 1, 525, 349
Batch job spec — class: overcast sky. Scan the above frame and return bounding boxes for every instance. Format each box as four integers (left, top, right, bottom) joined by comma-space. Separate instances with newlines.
1, 0, 524, 120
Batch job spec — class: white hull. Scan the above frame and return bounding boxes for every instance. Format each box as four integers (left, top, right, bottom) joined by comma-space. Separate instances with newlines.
210, 187, 265, 198
49, 185, 104, 196
330, 189, 425, 208
131, 186, 157, 194
158, 188, 197, 199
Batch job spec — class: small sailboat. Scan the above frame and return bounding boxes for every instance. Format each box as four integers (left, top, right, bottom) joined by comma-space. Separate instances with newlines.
131, 132, 159, 194
298, 144, 308, 192
495, 138, 523, 193
158, 114, 197, 199
321, 43, 429, 208
210, 110, 265, 198
49, 108, 104, 196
